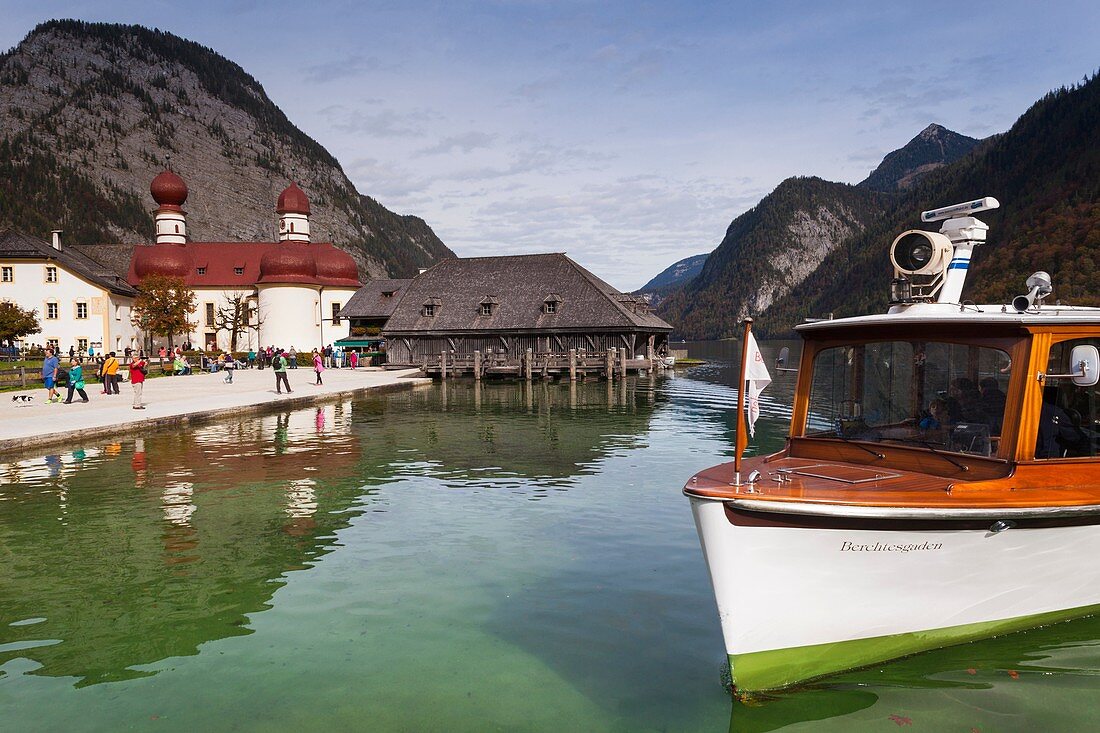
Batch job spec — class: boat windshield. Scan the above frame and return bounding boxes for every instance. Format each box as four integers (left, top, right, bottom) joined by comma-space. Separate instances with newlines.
805, 340, 1012, 456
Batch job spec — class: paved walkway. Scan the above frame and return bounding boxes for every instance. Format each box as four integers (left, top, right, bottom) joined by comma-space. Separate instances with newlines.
0, 365, 430, 453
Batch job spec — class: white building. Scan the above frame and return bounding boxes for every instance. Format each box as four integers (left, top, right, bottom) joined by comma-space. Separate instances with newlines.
0, 229, 140, 353
123, 171, 360, 352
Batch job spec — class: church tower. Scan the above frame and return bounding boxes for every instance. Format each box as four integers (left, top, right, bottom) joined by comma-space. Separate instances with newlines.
150, 170, 189, 244
277, 182, 311, 242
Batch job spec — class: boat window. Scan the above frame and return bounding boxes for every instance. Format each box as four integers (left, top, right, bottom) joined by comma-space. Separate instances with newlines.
805, 340, 1012, 456
1035, 338, 1100, 459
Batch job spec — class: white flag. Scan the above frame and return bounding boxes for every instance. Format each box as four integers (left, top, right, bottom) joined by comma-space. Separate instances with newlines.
744, 331, 772, 437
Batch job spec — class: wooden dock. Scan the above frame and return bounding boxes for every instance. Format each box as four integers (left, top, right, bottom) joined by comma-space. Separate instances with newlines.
422, 347, 666, 381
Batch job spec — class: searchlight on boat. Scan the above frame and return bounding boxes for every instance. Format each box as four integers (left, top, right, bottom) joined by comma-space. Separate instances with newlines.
888, 196, 1000, 306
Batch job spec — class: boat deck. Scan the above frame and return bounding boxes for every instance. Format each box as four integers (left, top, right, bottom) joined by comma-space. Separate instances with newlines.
685, 451, 1100, 512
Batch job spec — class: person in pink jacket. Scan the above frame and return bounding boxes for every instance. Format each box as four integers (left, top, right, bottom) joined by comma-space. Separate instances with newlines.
313, 349, 324, 385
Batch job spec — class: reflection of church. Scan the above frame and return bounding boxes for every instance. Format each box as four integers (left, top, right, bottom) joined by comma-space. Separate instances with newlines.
127, 170, 361, 351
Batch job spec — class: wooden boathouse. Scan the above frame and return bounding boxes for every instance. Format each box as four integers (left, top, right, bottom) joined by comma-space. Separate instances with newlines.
382, 253, 673, 379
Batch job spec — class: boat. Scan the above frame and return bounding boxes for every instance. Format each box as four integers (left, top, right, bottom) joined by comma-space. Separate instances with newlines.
684, 197, 1100, 695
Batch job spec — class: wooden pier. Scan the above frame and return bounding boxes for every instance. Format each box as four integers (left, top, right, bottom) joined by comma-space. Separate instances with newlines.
422, 347, 664, 381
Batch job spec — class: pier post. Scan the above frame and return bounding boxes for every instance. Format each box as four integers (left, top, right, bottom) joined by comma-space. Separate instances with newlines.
568, 348, 577, 381
619, 347, 627, 379
606, 349, 614, 380
473, 350, 482, 381
440, 351, 447, 379
525, 348, 533, 381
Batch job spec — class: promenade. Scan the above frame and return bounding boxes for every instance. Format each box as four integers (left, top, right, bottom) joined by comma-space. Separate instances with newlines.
0, 365, 430, 454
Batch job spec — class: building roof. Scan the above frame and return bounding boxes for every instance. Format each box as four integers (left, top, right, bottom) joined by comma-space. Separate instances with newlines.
384, 253, 672, 333
0, 229, 138, 297
276, 182, 311, 215
124, 242, 360, 288
338, 279, 412, 320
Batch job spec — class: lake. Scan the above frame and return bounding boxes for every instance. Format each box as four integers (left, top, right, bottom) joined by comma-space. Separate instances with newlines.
2, 341, 1098, 731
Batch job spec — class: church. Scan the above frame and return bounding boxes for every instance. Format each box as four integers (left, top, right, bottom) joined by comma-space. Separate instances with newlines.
125, 170, 361, 352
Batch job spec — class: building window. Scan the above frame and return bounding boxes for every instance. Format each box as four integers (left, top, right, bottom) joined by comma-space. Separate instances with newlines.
46, 338, 59, 350
46, 302, 59, 320
544, 301, 557, 314
75, 302, 88, 319
197, 267, 206, 275
1, 266, 12, 282
205, 303, 215, 327
480, 304, 493, 316
45, 266, 58, 283
234, 267, 244, 275
332, 302, 342, 325
115, 304, 122, 321
77, 338, 88, 351
423, 304, 436, 317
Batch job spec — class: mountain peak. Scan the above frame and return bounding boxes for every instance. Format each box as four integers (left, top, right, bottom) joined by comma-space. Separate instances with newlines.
859, 124, 981, 193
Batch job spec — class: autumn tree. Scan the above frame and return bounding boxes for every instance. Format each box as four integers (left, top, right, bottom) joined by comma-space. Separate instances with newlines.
131, 274, 197, 350
213, 293, 262, 352
0, 302, 40, 348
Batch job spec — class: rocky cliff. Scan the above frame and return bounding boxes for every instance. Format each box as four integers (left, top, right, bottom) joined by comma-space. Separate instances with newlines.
0, 20, 454, 278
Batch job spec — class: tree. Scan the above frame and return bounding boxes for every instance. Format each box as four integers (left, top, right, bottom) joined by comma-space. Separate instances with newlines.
131, 274, 197, 350
0, 302, 40, 347
213, 293, 262, 353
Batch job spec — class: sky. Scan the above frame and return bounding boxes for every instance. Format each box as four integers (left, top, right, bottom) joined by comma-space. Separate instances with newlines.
1, 1, 1097, 291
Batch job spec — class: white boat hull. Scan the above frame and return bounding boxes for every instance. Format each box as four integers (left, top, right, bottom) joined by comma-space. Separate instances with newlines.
689, 496, 1100, 692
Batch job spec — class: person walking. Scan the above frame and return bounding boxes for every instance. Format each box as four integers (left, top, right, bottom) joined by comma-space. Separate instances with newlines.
288, 346, 297, 369
274, 349, 292, 394
103, 352, 121, 395
247, 349, 256, 369
63, 358, 89, 403
42, 348, 61, 403
129, 351, 148, 409
313, 349, 324, 385
349, 350, 359, 369
223, 352, 236, 383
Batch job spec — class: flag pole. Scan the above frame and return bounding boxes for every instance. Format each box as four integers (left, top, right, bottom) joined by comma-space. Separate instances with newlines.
733, 317, 753, 486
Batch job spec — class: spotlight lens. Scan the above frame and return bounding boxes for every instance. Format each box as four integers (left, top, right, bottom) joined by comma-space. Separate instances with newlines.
895, 233, 936, 272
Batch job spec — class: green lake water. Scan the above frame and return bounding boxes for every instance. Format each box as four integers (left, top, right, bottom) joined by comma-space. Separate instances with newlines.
2, 342, 1099, 731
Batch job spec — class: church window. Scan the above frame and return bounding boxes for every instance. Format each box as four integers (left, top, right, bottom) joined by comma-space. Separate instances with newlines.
332, 303, 342, 325
45, 266, 58, 283
174, 225, 180, 233
1, 267, 12, 282
290, 222, 295, 233
234, 267, 244, 275
197, 267, 206, 275
75, 302, 88, 319
205, 303, 215, 327
46, 301, 59, 319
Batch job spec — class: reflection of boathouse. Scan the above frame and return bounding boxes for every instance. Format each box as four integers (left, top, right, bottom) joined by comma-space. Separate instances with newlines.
382, 253, 673, 375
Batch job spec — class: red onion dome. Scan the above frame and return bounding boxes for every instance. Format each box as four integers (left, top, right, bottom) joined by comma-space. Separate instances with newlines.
258, 243, 318, 284
150, 170, 188, 208
276, 182, 311, 215
133, 244, 191, 280
314, 247, 359, 285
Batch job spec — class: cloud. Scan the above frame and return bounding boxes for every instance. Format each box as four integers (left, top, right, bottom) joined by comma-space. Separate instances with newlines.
510, 76, 561, 101
319, 104, 438, 138
303, 54, 384, 84
416, 131, 497, 156
344, 157, 432, 199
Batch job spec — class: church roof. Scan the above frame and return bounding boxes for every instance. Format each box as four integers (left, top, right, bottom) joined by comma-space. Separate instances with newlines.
0, 229, 138, 297
125, 242, 360, 288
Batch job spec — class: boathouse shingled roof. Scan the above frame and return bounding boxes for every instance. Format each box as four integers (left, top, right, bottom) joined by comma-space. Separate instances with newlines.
0, 229, 138, 297
338, 279, 412, 319
383, 253, 672, 333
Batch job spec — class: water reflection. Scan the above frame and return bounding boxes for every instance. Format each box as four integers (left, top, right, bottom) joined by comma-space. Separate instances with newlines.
0, 378, 664, 688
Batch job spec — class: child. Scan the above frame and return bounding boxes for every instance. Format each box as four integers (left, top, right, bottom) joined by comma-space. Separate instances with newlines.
64, 358, 89, 403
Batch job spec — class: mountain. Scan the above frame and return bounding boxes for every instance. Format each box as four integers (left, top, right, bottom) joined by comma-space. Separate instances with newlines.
633, 253, 708, 303
759, 73, 1100, 336
657, 178, 888, 339
0, 20, 453, 278
859, 124, 981, 192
